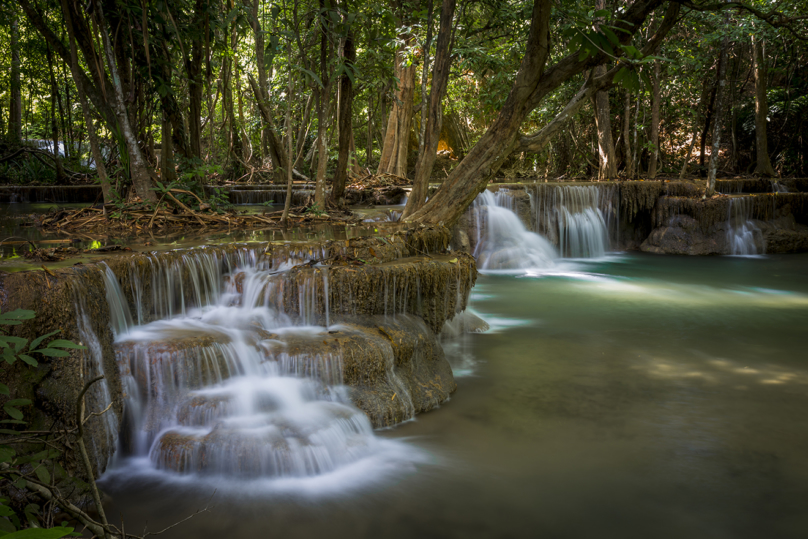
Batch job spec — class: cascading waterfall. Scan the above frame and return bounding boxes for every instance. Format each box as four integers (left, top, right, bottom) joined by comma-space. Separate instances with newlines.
529, 184, 617, 258
472, 190, 557, 270
105, 251, 403, 479
727, 197, 765, 256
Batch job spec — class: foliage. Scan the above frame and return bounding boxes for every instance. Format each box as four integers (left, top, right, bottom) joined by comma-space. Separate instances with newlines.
0, 309, 85, 537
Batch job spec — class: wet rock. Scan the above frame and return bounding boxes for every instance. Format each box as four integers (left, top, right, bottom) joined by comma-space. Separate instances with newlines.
442, 311, 490, 338
641, 215, 729, 255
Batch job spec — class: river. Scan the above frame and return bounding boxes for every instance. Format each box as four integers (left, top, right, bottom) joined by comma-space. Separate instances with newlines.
99, 252, 808, 539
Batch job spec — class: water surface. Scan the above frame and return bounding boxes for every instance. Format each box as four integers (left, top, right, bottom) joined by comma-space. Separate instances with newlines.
102, 253, 808, 538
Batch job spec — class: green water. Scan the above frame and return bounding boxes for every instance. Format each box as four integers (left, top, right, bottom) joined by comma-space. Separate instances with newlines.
103, 253, 808, 538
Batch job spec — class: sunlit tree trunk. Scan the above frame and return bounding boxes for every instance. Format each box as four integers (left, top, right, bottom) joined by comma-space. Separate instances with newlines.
377, 28, 415, 177
404, 0, 456, 218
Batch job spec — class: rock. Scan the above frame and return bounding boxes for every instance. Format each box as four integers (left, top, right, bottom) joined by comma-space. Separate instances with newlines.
641, 215, 729, 255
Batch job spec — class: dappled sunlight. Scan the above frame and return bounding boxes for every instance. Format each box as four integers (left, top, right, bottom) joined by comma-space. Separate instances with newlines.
635, 351, 808, 389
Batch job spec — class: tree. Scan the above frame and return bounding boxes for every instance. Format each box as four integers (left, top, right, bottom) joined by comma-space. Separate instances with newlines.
404, 0, 456, 218
751, 32, 776, 177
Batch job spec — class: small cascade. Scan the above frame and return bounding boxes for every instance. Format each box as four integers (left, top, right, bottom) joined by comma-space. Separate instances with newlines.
771, 180, 789, 193
727, 197, 765, 256
472, 190, 557, 270
528, 184, 618, 257
104, 252, 442, 480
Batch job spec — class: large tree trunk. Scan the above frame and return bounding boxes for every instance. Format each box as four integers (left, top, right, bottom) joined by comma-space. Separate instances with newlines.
377, 36, 416, 177
752, 34, 776, 177
9, 12, 22, 144
60, 0, 111, 202
648, 59, 661, 178
97, 4, 156, 202
330, 27, 356, 206
407, 0, 668, 226
707, 34, 730, 196
404, 0, 456, 218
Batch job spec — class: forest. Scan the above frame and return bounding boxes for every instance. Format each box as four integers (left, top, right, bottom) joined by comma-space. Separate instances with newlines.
1, 0, 806, 227
2, 2, 808, 538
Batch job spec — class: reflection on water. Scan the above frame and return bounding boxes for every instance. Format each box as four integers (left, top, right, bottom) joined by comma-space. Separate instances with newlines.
101, 252, 808, 538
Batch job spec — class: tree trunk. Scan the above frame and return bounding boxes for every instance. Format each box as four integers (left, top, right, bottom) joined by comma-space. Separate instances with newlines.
247, 74, 290, 185
314, 0, 332, 209
707, 34, 730, 195
60, 0, 111, 201
593, 66, 617, 179
330, 26, 356, 206
623, 91, 633, 176
45, 42, 66, 181
404, 0, 456, 218
377, 37, 416, 177
97, 3, 156, 202
648, 59, 661, 178
679, 123, 699, 179
161, 112, 177, 183
752, 34, 776, 177
187, 0, 206, 160
9, 12, 22, 144
419, 0, 435, 154
700, 67, 719, 168
282, 46, 295, 224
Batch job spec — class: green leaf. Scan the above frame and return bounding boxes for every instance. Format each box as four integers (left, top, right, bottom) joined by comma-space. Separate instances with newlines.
0, 310, 35, 326
2, 406, 23, 421
31, 350, 69, 358
28, 331, 60, 352
5, 400, 30, 407
0, 337, 27, 349
593, 8, 610, 18
43, 340, 86, 350
0, 383, 8, 396
0, 446, 15, 463
34, 466, 50, 486
0, 528, 75, 539
17, 355, 37, 367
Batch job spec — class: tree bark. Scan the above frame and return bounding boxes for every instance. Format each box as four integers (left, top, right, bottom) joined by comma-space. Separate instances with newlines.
752, 34, 776, 177
45, 42, 66, 181
623, 91, 633, 176
419, 0, 435, 154
187, 0, 206, 159
593, 66, 617, 179
377, 35, 416, 177
404, 0, 456, 218
330, 25, 356, 206
9, 12, 22, 144
97, 3, 156, 202
247, 74, 291, 184
648, 59, 661, 178
707, 34, 730, 195
314, 0, 333, 209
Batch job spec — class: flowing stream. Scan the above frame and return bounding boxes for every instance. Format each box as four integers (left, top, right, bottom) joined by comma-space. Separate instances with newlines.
94, 197, 808, 538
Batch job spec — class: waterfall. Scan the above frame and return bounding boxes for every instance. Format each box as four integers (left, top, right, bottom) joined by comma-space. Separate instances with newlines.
529, 184, 618, 258
727, 197, 765, 256
103, 253, 413, 479
471, 190, 557, 270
